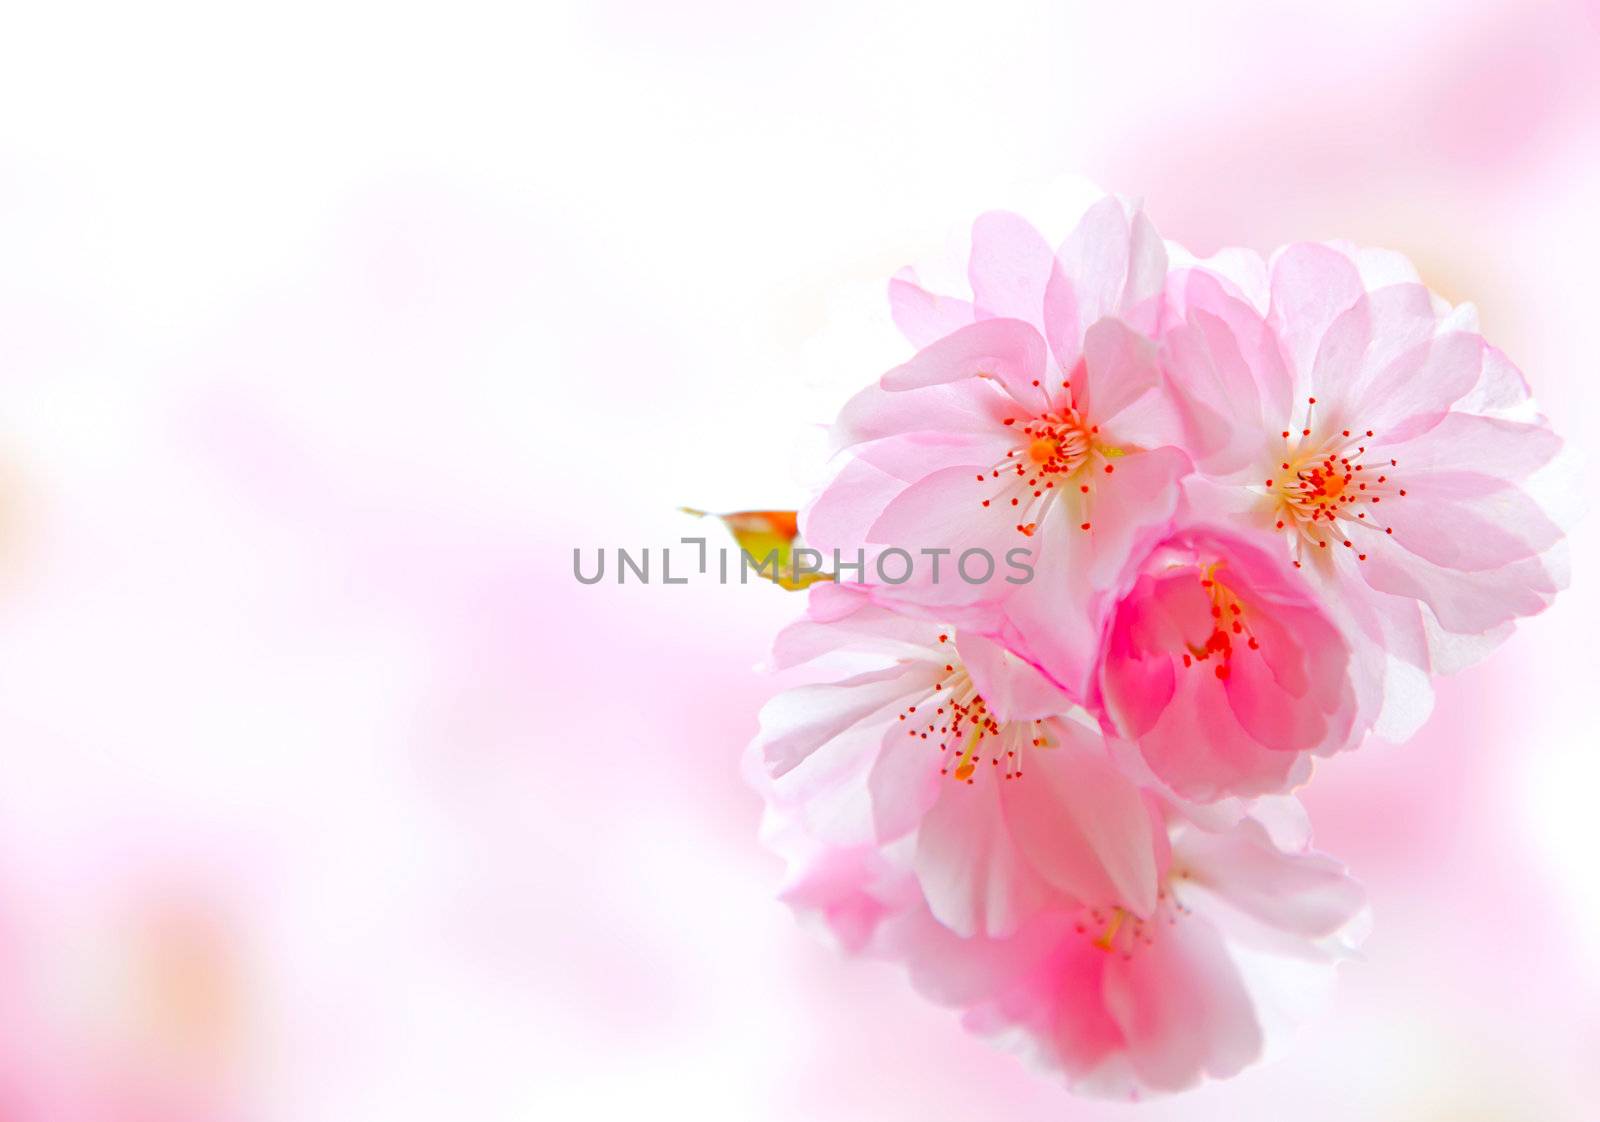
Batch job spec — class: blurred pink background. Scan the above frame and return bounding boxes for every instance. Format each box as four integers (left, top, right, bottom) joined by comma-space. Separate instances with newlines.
0, 1, 1596, 1117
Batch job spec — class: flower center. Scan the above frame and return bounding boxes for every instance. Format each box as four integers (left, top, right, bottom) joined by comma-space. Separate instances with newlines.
1179, 566, 1259, 680
1027, 435, 1060, 464
896, 634, 1052, 783
1265, 398, 1405, 565
976, 401, 1120, 537
1074, 874, 1191, 959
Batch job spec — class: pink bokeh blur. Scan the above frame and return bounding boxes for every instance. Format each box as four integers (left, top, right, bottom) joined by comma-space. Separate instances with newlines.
0, 0, 1596, 1117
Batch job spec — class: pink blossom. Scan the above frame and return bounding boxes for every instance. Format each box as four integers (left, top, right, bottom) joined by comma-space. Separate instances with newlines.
748, 209, 1572, 1099
769, 799, 1366, 1099
750, 585, 1163, 938
1159, 244, 1567, 731
803, 200, 1191, 696
1096, 503, 1365, 801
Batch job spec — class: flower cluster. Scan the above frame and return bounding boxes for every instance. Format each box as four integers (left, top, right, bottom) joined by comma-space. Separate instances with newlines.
746, 198, 1568, 1098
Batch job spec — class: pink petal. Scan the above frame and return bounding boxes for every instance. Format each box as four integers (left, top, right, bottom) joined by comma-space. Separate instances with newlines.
1175, 818, 1366, 944
1077, 317, 1163, 430
1079, 445, 1191, 590
913, 773, 1054, 937
1458, 341, 1534, 416
1179, 246, 1270, 312
777, 844, 903, 953
803, 431, 1014, 559
1360, 531, 1562, 634
1267, 242, 1364, 383
766, 721, 883, 846
881, 317, 1050, 414
967, 211, 1055, 324
1042, 256, 1081, 373
1032, 939, 1131, 1086
867, 719, 944, 842
1387, 410, 1561, 480
1123, 209, 1169, 328
889, 267, 976, 347
830, 374, 1014, 451
1103, 911, 1262, 1092
1224, 603, 1350, 752
1314, 560, 1434, 737
1136, 667, 1309, 800
757, 664, 927, 778
1311, 287, 1480, 434
1161, 268, 1290, 468
1099, 638, 1177, 742
1057, 198, 1131, 327
999, 508, 1102, 698
1386, 481, 1561, 571
769, 589, 944, 670
954, 632, 1073, 722
865, 464, 1032, 608
999, 721, 1161, 916
1159, 313, 1258, 474
1004, 447, 1188, 696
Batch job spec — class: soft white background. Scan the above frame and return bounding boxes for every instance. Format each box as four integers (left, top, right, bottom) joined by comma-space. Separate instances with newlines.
0, 1, 1596, 1118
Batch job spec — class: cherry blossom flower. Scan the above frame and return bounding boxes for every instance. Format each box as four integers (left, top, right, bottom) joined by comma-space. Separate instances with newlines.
750, 584, 1162, 938
767, 798, 1367, 1099
746, 207, 1571, 1099
1159, 245, 1567, 733
803, 200, 1191, 696
1096, 503, 1365, 801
